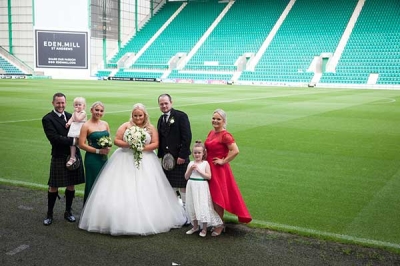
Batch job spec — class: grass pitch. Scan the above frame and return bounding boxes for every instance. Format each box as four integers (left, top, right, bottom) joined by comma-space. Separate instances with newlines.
1, 79, 399, 250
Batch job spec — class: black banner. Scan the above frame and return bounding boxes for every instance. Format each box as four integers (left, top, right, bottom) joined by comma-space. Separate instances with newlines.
36, 30, 88, 69
107, 77, 159, 82
91, 0, 119, 40
0, 75, 31, 79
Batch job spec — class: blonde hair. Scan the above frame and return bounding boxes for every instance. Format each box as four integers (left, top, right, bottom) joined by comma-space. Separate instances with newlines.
130, 103, 151, 129
90, 101, 104, 110
193, 140, 207, 160
214, 108, 227, 129
74, 97, 86, 107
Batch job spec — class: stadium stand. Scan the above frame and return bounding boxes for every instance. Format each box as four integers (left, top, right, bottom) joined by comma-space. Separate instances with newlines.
113, 68, 163, 79
107, 1, 183, 69
0, 55, 24, 75
95, 70, 113, 78
239, 0, 358, 84
94, 0, 400, 86
169, 0, 289, 81
133, 1, 226, 69
320, 0, 400, 85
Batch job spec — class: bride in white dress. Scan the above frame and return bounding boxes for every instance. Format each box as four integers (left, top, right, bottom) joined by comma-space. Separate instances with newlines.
79, 103, 186, 235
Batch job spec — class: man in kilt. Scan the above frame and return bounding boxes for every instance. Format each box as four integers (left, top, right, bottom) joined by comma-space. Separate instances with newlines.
157, 94, 192, 215
42, 92, 85, 226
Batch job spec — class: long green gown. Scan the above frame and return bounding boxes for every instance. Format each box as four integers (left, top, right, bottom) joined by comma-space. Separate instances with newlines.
84, 130, 110, 203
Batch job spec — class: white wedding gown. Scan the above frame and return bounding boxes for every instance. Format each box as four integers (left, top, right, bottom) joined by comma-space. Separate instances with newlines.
79, 130, 186, 235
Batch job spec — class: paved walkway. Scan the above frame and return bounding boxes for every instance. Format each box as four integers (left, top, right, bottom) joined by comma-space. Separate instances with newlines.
1, 185, 399, 266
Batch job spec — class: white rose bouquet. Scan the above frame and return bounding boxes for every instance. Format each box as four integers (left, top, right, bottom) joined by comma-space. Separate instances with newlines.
97, 136, 112, 148
96, 136, 112, 160
124, 126, 147, 168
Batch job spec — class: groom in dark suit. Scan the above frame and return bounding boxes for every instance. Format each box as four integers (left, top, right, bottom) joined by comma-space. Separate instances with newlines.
41, 92, 85, 226
157, 94, 192, 212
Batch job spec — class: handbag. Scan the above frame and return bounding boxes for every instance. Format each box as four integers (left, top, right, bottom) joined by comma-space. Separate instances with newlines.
162, 153, 175, 171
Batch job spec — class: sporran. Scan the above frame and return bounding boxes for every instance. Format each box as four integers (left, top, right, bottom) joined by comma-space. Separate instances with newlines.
162, 153, 175, 171
66, 155, 81, 171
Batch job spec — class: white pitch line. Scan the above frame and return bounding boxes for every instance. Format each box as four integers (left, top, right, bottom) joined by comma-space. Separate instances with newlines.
0, 90, 340, 124
224, 215, 400, 250
6, 244, 30, 255
386, 98, 396, 103
0, 178, 84, 195
370, 98, 396, 104
0, 118, 41, 124
254, 219, 400, 249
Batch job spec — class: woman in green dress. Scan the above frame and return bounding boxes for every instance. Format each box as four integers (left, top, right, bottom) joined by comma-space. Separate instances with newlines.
78, 101, 111, 203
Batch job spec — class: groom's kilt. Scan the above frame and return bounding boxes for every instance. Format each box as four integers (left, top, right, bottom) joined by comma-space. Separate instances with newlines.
48, 155, 85, 188
164, 160, 189, 188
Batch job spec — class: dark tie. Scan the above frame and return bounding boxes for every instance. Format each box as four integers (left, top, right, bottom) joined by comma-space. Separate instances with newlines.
163, 114, 168, 124
60, 114, 65, 121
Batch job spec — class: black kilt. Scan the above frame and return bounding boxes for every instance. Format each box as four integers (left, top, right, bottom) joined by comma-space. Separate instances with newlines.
163, 160, 188, 188
48, 154, 85, 188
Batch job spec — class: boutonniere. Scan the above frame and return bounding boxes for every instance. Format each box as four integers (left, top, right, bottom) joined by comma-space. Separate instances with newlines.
168, 117, 175, 125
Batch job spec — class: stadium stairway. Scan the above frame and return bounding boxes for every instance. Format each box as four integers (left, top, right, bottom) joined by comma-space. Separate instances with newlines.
133, 1, 226, 69
106, 2, 183, 69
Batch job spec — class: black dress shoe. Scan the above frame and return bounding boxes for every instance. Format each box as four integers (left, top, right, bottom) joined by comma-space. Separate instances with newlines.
43, 215, 53, 226
64, 211, 76, 222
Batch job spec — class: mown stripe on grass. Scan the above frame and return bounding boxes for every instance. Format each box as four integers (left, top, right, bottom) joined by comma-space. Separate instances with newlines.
344, 168, 400, 243
0, 89, 342, 124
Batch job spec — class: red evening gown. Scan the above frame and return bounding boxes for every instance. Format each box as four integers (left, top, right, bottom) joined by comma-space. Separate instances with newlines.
205, 130, 252, 223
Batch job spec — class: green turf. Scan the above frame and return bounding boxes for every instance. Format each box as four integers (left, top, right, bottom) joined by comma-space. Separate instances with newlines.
1, 79, 400, 250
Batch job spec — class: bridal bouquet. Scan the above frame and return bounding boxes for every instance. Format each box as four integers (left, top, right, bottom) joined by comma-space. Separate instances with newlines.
124, 126, 146, 168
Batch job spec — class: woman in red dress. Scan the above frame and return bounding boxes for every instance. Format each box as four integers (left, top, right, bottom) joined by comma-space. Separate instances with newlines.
204, 109, 252, 236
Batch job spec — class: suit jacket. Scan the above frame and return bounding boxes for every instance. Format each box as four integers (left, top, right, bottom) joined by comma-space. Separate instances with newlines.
157, 108, 192, 159
42, 111, 75, 158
